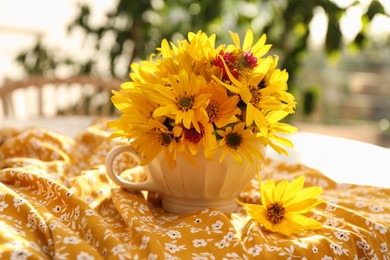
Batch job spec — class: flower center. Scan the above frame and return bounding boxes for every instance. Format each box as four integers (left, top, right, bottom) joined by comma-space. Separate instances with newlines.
266, 202, 285, 224
177, 96, 194, 111
249, 85, 262, 105
159, 133, 173, 146
206, 102, 220, 122
225, 132, 243, 150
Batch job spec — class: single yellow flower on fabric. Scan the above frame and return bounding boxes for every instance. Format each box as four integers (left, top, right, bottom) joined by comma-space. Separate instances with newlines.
238, 175, 323, 236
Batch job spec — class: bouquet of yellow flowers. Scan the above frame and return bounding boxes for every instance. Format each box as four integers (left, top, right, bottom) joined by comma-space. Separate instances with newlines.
108, 29, 297, 167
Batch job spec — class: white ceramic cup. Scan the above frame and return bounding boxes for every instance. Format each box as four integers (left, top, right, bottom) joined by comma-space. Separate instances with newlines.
105, 144, 266, 213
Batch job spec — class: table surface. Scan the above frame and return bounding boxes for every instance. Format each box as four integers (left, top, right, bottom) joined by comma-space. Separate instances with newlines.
2, 116, 390, 188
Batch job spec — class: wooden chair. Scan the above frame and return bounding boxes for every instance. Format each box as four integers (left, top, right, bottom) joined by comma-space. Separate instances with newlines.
0, 75, 122, 119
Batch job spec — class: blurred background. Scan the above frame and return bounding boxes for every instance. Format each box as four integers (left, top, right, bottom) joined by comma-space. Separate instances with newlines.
1, 0, 390, 146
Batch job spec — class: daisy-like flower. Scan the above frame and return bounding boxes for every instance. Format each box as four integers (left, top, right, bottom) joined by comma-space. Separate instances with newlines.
130, 119, 185, 166
238, 175, 323, 236
203, 83, 240, 128
151, 69, 210, 133
215, 55, 295, 137
214, 30, 271, 81
217, 122, 264, 164
108, 87, 160, 140
200, 83, 241, 158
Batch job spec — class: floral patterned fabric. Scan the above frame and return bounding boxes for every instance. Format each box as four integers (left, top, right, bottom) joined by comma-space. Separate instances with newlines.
0, 121, 389, 259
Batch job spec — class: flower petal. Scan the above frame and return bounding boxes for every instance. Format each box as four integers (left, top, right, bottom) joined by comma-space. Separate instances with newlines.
242, 29, 254, 50
285, 186, 323, 207
281, 175, 305, 202
285, 198, 324, 214
285, 212, 322, 230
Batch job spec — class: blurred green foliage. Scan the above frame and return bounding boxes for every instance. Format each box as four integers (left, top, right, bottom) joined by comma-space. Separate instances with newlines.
16, 0, 389, 114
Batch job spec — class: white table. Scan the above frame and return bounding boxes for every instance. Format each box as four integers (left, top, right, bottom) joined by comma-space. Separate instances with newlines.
268, 132, 390, 188
2, 117, 390, 188
1, 116, 104, 137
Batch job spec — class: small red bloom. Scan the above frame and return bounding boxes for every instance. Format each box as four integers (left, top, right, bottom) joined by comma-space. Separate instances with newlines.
184, 124, 205, 144
214, 50, 257, 81
242, 51, 257, 69
214, 50, 239, 80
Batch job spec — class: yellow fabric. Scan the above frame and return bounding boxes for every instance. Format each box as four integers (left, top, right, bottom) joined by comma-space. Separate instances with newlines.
0, 121, 389, 259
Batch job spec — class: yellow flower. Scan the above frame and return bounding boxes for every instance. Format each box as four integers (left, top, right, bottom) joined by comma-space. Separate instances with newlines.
203, 83, 240, 128
217, 122, 264, 165
131, 119, 185, 166
181, 31, 217, 61
108, 87, 160, 140
151, 69, 210, 133
199, 84, 241, 159
238, 175, 323, 236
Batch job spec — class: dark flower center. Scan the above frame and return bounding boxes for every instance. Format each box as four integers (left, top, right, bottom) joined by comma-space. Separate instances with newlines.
249, 85, 262, 105
159, 133, 173, 146
266, 202, 285, 224
225, 132, 243, 150
177, 96, 194, 111
206, 102, 220, 123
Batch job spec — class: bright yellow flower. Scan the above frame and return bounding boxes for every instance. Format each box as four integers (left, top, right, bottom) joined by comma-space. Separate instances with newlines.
151, 69, 210, 133
199, 83, 241, 159
203, 83, 240, 128
181, 31, 217, 61
130, 119, 185, 166
217, 122, 264, 165
108, 87, 160, 140
213, 53, 295, 140
238, 175, 323, 236
158, 31, 218, 80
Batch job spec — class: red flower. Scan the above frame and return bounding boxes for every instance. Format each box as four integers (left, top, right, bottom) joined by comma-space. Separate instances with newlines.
184, 124, 205, 144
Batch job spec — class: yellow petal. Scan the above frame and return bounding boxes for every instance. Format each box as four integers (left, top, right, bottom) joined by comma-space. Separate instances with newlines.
281, 176, 305, 202
236, 200, 265, 219
229, 31, 241, 48
285, 198, 324, 214
160, 39, 172, 58
273, 180, 288, 202
272, 220, 291, 236
252, 34, 271, 57
242, 29, 253, 50
286, 212, 323, 230
286, 186, 323, 206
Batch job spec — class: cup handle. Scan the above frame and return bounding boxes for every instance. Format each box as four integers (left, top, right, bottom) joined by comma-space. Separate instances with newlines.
105, 144, 160, 192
